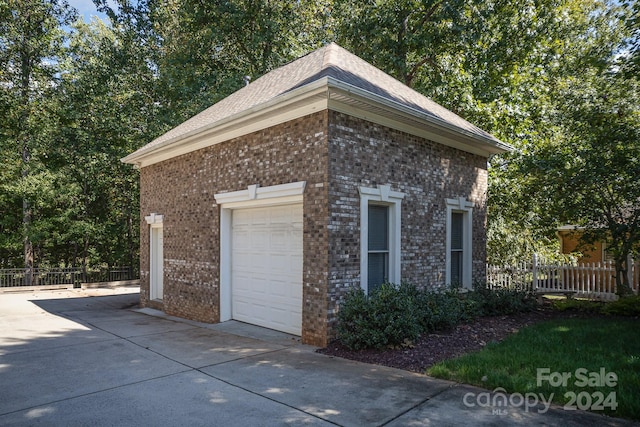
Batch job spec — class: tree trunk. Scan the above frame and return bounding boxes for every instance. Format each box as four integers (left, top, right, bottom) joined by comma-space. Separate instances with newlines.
22, 142, 33, 285
20, 26, 34, 285
614, 257, 633, 297
126, 203, 136, 276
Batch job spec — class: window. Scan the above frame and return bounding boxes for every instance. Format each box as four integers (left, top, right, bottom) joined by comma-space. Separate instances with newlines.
602, 241, 615, 263
446, 197, 473, 288
450, 212, 463, 284
368, 205, 389, 293
359, 185, 404, 294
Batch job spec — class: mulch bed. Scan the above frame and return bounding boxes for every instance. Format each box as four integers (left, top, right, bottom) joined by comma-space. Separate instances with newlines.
317, 307, 593, 374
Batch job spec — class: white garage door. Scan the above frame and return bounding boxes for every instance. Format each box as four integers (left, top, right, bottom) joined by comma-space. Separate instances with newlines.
231, 204, 303, 335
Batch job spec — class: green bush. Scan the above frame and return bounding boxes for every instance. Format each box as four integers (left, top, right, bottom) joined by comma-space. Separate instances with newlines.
602, 295, 640, 316
336, 282, 540, 350
336, 283, 422, 350
470, 282, 538, 316
552, 298, 603, 313
415, 287, 477, 332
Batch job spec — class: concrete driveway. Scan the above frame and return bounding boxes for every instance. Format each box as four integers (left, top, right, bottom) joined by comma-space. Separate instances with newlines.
0, 287, 634, 426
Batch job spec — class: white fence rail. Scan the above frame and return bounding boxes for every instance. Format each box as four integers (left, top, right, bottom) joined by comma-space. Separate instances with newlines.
487, 255, 639, 301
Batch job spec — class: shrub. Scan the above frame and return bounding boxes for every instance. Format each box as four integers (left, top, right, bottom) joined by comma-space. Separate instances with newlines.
336, 283, 422, 350
415, 287, 476, 332
552, 298, 603, 313
470, 282, 538, 316
602, 295, 640, 316
335, 281, 540, 351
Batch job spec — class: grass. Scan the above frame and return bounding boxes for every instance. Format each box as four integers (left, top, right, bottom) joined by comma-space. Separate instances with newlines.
427, 317, 640, 420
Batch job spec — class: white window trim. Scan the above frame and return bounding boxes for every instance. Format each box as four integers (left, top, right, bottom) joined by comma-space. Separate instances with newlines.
145, 212, 164, 225
445, 197, 473, 288
214, 181, 306, 322
359, 185, 404, 293
214, 181, 306, 208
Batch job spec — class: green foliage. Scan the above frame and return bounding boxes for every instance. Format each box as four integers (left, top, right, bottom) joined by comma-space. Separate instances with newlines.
515, 72, 640, 294
0, 3, 146, 268
429, 317, 640, 420
602, 296, 640, 316
470, 282, 539, 316
620, 0, 639, 76
550, 296, 640, 317
552, 298, 604, 313
336, 283, 422, 350
415, 286, 477, 332
336, 283, 539, 350
1, 0, 638, 274
0, 0, 76, 268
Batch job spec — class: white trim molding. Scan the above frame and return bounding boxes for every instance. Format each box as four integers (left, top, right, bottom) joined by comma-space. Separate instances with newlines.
214, 181, 306, 209
359, 184, 405, 293
148, 217, 164, 301
145, 213, 164, 225
445, 197, 474, 288
214, 181, 306, 322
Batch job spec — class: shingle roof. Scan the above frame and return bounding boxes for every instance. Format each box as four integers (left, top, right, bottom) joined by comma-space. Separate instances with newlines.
125, 43, 508, 163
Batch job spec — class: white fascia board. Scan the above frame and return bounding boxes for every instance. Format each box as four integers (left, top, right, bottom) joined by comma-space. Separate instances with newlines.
324, 77, 513, 156
121, 79, 331, 167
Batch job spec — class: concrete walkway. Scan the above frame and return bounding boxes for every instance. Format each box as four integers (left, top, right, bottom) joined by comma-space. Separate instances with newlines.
0, 288, 635, 426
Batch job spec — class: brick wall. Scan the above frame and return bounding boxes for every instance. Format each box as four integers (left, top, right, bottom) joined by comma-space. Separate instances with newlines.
138, 109, 488, 347
140, 111, 330, 345
325, 111, 488, 337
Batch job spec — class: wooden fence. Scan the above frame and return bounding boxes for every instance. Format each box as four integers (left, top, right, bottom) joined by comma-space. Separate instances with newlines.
0, 266, 138, 288
487, 255, 639, 301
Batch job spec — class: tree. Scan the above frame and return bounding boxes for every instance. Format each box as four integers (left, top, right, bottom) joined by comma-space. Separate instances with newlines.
0, 0, 75, 274
332, 0, 631, 267
621, 0, 639, 76
521, 73, 640, 295
0, 1, 154, 271
149, 0, 330, 125
48, 16, 161, 270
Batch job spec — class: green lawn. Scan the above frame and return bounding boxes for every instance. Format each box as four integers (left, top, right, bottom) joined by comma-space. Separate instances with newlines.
428, 317, 640, 420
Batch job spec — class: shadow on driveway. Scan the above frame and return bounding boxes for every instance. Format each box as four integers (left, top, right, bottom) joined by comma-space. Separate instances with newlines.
0, 288, 634, 426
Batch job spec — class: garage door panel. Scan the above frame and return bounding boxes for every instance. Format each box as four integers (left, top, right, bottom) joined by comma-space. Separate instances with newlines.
270, 231, 289, 249
233, 230, 251, 250
270, 254, 292, 273
251, 230, 269, 249
233, 275, 251, 291
269, 281, 290, 298
291, 253, 303, 267
232, 253, 252, 270
231, 204, 303, 336
250, 254, 268, 270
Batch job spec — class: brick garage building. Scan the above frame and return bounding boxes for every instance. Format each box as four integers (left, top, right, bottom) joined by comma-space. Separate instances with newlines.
122, 43, 511, 346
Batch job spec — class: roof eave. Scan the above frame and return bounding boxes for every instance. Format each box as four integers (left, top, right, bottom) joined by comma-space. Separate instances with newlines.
121, 78, 332, 166
122, 77, 512, 167
324, 76, 512, 155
